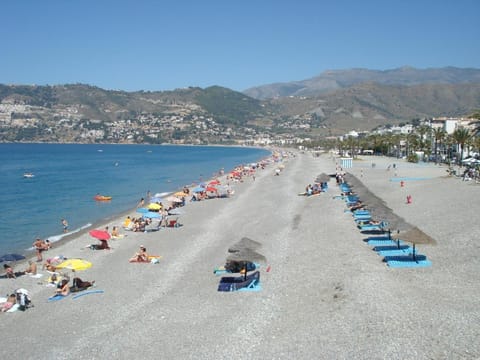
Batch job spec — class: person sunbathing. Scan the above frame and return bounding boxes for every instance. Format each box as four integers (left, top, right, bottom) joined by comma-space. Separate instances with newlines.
3, 264, 16, 279
23, 260, 37, 275
43, 259, 57, 272
89, 239, 110, 250
129, 246, 149, 262
1, 294, 17, 312
111, 226, 120, 238
55, 279, 70, 297
72, 277, 95, 291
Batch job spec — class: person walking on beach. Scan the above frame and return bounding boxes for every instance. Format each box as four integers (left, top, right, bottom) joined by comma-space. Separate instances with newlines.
61, 219, 69, 233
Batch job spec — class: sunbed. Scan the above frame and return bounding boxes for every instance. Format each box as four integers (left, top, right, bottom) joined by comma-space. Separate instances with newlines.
217, 271, 261, 292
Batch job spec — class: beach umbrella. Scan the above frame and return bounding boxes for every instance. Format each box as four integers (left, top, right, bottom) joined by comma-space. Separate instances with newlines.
209, 179, 221, 185
193, 186, 205, 193
143, 211, 162, 219
227, 248, 266, 281
136, 207, 150, 214
0, 253, 26, 262
55, 258, 92, 272
206, 186, 218, 193
397, 227, 436, 261
174, 191, 187, 197
148, 203, 161, 211
228, 237, 262, 253
166, 196, 182, 203
89, 229, 111, 240
315, 173, 331, 183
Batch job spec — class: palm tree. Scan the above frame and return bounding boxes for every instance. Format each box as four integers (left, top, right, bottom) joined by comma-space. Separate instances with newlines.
452, 127, 473, 166
432, 127, 446, 164
467, 110, 480, 136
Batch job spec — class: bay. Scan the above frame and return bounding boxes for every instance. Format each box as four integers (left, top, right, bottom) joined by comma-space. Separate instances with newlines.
0, 143, 270, 255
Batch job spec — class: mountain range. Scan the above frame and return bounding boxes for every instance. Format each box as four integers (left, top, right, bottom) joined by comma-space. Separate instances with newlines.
243, 66, 480, 99
0, 67, 479, 143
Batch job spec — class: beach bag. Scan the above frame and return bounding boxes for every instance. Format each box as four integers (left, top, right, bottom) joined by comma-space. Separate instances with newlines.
15, 288, 32, 311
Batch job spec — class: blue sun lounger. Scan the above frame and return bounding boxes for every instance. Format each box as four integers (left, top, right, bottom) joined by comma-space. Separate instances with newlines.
374, 244, 413, 257
217, 271, 261, 292
354, 215, 372, 222
353, 210, 370, 215
384, 254, 432, 268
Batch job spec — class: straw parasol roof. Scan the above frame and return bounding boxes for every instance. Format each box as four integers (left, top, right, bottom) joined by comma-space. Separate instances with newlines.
228, 237, 262, 253
345, 173, 436, 241
315, 173, 331, 183
397, 227, 436, 245
227, 248, 266, 264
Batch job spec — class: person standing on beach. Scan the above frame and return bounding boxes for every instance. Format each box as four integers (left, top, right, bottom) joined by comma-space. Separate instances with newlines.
33, 238, 47, 262
61, 219, 69, 233
137, 198, 145, 208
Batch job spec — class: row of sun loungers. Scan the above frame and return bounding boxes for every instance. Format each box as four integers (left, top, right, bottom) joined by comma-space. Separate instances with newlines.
337, 182, 432, 268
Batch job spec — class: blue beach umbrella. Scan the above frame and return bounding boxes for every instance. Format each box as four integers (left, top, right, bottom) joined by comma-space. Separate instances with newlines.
193, 186, 205, 193
136, 207, 150, 214
0, 253, 26, 262
143, 212, 162, 219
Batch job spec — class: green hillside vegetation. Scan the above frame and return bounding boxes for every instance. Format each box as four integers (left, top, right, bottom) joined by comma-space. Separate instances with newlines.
195, 86, 265, 126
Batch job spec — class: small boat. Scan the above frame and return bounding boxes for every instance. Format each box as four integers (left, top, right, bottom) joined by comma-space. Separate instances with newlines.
23, 172, 35, 178
94, 195, 112, 201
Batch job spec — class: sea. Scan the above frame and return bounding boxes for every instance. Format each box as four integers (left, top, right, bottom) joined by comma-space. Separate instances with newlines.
0, 143, 270, 256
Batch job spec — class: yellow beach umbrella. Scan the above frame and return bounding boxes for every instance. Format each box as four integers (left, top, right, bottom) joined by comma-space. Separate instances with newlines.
174, 191, 187, 197
148, 203, 161, 210
55, 258, 92, 272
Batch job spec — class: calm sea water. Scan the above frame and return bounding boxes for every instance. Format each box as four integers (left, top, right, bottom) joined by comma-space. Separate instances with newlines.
0, 143, 270, 256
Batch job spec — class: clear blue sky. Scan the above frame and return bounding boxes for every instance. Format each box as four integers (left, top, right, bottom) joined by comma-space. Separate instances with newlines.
1, 0, 479, 92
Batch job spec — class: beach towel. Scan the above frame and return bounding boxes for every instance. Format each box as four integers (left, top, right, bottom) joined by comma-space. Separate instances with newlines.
72, 289, 104, 300
6, 304, 20, 312
48, 294, 69, 302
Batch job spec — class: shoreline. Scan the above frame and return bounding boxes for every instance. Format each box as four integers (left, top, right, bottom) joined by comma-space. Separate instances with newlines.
1, 151, 478, 359
1, 142, 272, 258
10, 150, 274, 272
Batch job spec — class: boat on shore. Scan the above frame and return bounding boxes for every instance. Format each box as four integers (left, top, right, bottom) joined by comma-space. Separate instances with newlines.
94, 194, 112, 201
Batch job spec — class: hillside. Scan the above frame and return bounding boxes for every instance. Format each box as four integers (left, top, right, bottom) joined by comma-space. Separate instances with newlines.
244, 66, 480, 99
0, 67, 479, 143
268, 82, 480, 134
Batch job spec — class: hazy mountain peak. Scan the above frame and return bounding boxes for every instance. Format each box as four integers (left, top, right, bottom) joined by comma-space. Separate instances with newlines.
243, 66, 480, 100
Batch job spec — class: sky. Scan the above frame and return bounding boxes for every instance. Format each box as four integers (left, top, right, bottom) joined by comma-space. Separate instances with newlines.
1, 0, 479, 92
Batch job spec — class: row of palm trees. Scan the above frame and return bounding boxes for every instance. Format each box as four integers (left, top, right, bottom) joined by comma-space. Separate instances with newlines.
306, 117, 480, 166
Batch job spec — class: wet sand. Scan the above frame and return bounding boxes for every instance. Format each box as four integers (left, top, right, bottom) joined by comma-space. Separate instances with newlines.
1, 153, 479, 360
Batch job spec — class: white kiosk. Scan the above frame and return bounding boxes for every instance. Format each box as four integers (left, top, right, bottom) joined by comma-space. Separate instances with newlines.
340, 157, 353, 169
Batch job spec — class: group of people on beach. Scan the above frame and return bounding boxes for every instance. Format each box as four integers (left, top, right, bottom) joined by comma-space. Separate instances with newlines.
3, 260, 37, 279
0, 157, 277, 312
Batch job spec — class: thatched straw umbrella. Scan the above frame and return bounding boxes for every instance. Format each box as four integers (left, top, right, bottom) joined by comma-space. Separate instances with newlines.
315, 173, 331, 184
227, 247, 266, 280
397, 227, 436, 261
228, 237, 262, 253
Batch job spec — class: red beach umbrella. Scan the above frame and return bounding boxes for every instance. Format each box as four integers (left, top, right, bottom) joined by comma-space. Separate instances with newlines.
206, 186, 218, 193
89, 229, 111, 240
209, 179, 221, 185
